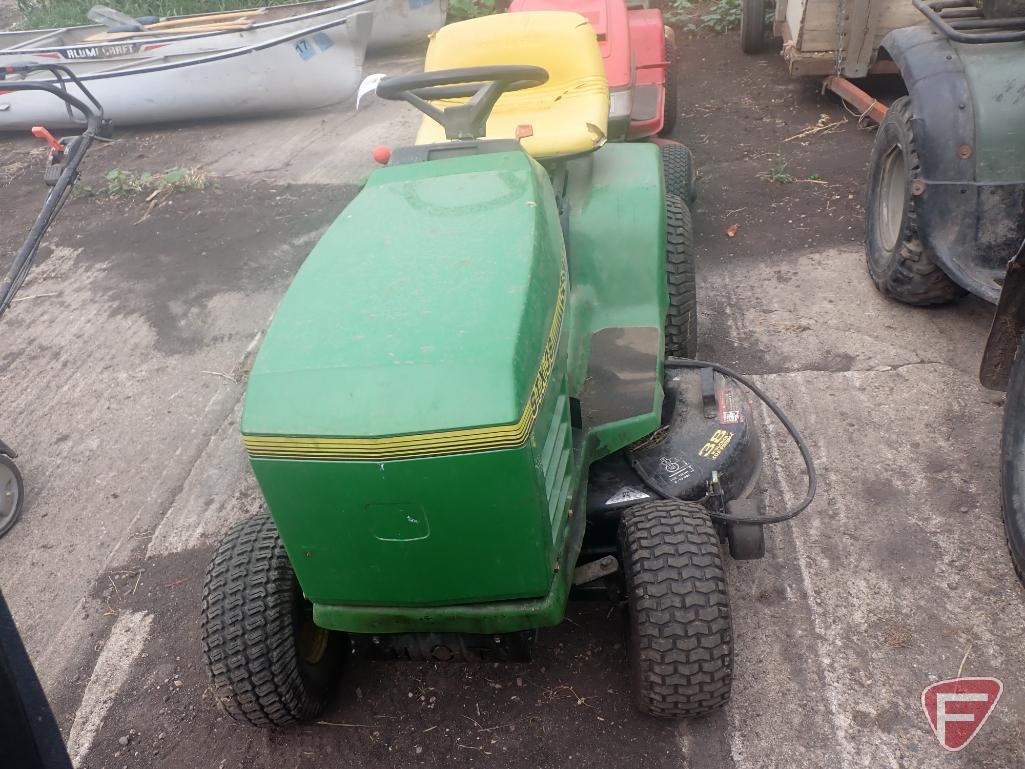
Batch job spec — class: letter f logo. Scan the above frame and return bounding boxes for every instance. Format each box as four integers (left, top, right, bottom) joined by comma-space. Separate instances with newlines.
922, 677, 1002, 751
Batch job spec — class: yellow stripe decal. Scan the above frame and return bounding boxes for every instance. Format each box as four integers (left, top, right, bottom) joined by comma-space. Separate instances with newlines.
244, 271, 566, 461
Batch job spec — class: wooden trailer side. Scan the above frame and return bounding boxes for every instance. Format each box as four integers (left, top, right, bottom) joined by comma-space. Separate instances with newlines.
784, 0, 921, 76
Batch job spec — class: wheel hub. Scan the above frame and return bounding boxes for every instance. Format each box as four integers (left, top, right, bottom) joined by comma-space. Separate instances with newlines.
297, 618, 330, 666
0, 461, 19, 521
877, 144, 908, 252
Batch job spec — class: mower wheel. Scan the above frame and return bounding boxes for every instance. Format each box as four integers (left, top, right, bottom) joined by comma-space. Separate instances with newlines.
0, 454, 24, 539
201, 512, 348, 727
865, 96, 964, 306
740, 0, 768, 54
619, 499, 732, 718
660, 141, 696, 206
660, 36, 678, 137
1000, 336, 1025, 585
665, 194, 698, 359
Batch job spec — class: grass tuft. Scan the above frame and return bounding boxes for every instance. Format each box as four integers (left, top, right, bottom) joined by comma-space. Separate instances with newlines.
76, 165, 209, 197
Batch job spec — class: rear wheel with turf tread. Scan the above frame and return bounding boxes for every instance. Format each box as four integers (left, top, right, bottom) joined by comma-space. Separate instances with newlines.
660, 36, 678, 136
201, 511, 348, 727
665, 194, 697, 359
619, 499, 733, 718
741, 0, 767, 53
865, 96, 964, 305
660, 141, 696, 206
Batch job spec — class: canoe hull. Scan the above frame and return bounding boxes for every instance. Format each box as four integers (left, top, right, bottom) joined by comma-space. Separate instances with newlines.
0, 12, 373, 129
0, 0, 444, 64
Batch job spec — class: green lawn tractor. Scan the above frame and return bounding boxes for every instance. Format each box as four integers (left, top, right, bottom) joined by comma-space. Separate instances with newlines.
201, 11, 814, 725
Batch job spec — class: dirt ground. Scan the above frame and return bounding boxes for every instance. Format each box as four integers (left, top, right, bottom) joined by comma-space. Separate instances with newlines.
1, 19, 1024, 769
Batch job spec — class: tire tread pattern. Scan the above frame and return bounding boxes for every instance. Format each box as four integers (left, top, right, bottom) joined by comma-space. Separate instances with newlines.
660, 142, 695, 206
201, 512, 329, 727
665, 194, 698, 359
619, 500, 733, 718
866, 96, 964, 306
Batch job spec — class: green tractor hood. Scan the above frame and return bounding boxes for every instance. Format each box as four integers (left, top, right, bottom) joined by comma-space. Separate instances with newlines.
243, 151, 563, 446
240, 150, 573, 618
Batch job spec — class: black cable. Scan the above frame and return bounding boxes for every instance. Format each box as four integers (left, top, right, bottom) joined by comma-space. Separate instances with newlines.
627, 357, 817, 525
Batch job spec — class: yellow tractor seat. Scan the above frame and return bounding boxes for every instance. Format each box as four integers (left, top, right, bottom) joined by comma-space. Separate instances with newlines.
415, 12, 610, 159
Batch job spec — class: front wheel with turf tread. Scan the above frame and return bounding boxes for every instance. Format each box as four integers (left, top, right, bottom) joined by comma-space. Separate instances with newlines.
201, 512, 347, 727
665, 194, 698, 359
619, 499, 733, 718
864, 96, 964, 306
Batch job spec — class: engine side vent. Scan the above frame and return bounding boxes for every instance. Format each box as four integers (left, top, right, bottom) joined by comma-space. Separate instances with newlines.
539, 387, 572, 536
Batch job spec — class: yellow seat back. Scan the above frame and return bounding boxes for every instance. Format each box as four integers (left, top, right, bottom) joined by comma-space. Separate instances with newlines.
415, 12, 609, 158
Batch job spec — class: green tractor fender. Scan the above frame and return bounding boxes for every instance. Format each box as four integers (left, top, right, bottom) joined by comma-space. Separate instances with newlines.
562, 141, 668, 459
879, 26, 1025, 303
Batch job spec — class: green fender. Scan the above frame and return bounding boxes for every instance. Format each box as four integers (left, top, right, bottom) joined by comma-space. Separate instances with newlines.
880, 27, 1025, 302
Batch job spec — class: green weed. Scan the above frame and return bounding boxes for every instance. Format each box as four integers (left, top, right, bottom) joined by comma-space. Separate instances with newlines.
758, 157, 795, 184
688, 0, 741, 33
100, 166, 208, 196
661, 0, 693, 24
445, 0, 497, 21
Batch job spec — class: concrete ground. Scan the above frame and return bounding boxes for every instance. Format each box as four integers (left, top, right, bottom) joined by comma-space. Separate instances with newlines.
1, 22, 1024, 769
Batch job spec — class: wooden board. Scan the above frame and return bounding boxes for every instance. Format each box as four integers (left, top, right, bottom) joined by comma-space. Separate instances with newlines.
144, 8, 267, 29
783, 0, 922, 75
83, 20, 254, 42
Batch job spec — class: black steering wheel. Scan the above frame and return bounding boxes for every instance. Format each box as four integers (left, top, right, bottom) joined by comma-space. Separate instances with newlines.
376, 65, 549, 142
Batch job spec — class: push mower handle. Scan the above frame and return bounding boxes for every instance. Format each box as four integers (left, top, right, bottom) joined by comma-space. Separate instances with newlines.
1, 63, 104, 132
0, 64, 105, 320
376, 65, 548, 142
0, 82, 102, 133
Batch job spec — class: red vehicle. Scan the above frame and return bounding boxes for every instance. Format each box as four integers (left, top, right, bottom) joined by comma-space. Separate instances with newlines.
508, 0, 676, 140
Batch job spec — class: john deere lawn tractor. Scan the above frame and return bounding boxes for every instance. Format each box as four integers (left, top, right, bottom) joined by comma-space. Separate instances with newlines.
201, 11, 814, 725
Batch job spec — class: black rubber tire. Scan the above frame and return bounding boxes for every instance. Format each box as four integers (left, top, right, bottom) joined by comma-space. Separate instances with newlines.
1000, 336, 1025, 586
0, 454, 24, 539
660, 36, 678, 137
619, 499, 733, 718
865, 96, 964, 306
201, 512, 347, 726
660, 141, 696, 206
665, 194, 698, 359
740, 0, 767, 54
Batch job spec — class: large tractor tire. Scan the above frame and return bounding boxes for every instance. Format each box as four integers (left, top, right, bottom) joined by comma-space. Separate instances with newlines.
201, 512, 348, 726
665, 194, 698, 359
740, 0, 768, 53
1001, 336, 1025, 585
865, 96, 964, 306
660, 140, 696, 206
619, 499, 733, 718
0, 454, 24, 539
